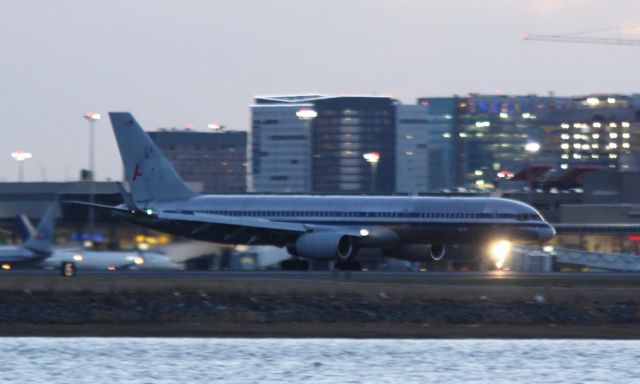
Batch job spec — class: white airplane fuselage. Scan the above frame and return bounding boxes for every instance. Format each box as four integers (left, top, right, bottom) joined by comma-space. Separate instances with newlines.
127, 194, 554, 249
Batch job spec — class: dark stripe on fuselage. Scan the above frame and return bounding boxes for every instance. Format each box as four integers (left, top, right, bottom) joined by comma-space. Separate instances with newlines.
164, 209, 544, 222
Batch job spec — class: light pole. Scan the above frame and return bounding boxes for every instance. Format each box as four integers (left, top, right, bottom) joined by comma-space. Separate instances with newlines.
363, 151, 380, 193
524, 142, 540, 203
207, 122, 225, 131
11, 151, 32, 182
83, 112, 101, 246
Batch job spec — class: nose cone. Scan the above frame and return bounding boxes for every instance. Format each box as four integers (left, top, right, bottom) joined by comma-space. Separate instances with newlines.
537, 224, 556, 242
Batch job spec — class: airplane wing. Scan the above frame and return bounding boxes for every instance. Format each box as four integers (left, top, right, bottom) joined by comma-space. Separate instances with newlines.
0, 247, 44, 265
159, 211, 309, 233
158, 211, 366, 237
64, 201, 364, 243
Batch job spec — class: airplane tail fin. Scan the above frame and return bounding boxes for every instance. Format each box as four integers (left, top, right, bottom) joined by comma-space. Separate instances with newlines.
16, 214, 36, 242
23, 204, 57, 254
109, 112, 196, 203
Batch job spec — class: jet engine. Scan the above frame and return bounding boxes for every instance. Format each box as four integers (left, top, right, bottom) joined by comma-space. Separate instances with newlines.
428, 244, 446, 261
293, 232, 354, 260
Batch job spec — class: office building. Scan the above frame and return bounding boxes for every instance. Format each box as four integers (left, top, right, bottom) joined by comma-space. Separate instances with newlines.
251, 95, 397, 194
251, 95, 316, 193
395, 105, 429, 193
419, 94, 567, 189
416, 97, 462, 190
540, 94, 640, 172
148, 129, 247, 194
312, 96, 397, 193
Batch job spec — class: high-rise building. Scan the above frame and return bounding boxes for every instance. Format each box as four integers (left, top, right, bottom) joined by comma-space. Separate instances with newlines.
540, 94, 640, 171
251, 95, 397, 194
312, 96, 397, 193
458, 94, 562, 188
250, 96, 316, 193
148, 129, 247, 194
395, 105, 429, 193
416, 97, 462, 190
418, 93, 640, 189
419, 94, 564, 189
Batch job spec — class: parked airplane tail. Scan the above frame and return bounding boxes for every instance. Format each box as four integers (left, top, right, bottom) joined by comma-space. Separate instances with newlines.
23, 204, 57, 254
109, 112, 196, 203
16, 214, 36, 242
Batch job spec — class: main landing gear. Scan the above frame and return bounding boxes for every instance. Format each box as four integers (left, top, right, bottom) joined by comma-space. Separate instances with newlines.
333, 260, 362, 271
279, 259, 362, 271
280, 258, 310, 271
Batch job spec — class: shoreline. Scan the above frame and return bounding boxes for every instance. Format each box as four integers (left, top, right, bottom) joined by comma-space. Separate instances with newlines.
1, 273, 639, 338
1, 323, 639, 339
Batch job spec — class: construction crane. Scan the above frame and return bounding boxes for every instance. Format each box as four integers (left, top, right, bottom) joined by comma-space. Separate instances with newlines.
524, 27, 640, 46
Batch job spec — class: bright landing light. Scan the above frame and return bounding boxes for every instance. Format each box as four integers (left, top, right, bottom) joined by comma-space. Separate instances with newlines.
489, 240, 512, 269
128, 256, 145, 265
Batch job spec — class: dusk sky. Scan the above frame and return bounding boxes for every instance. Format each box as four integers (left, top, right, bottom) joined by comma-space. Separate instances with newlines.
1, 0, 639, 182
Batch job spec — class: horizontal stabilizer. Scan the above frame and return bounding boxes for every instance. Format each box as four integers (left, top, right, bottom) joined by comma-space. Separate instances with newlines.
63, 200, 131, 213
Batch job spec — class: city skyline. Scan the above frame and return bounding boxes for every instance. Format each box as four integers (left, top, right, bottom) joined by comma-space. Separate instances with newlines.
1, 0, 640, 182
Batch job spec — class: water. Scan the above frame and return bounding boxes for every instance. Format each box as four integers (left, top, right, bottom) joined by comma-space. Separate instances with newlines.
1, 338, 638, 383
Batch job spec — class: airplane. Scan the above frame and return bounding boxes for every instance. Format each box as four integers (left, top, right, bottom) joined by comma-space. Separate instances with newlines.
0, 204, 57, 270
16, 211, 185, 271
69, 112, 555, 271
40, 249, 181, 271
13, 206, 182, 271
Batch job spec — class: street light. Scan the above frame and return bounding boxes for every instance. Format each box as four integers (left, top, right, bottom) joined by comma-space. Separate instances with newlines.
83, 112, 101, 247
207, 122, 225, 131
83, 112, 101, 181
525, 142, 540, 203
11, 151, 32, 182
363, 151, 380, 193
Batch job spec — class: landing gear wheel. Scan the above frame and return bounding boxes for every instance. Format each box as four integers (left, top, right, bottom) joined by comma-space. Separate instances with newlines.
295, 259, 309, 270
61, 261, 76, 277
280, 259, 309, 271
334, 260, 362, 271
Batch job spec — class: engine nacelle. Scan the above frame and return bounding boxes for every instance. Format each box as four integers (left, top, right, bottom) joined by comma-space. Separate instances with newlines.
429, 244, 446, 261
294, 232, 354, 260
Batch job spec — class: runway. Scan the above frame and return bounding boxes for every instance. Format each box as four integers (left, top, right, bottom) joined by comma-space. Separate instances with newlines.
2, 268, 640, 283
